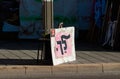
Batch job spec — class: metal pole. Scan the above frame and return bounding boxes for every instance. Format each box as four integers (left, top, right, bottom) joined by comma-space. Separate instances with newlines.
42, 0, 54, 35
41, 0, 54, 62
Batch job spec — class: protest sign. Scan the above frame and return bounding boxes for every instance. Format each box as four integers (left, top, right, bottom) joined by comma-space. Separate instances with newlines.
50, 27, 76, 65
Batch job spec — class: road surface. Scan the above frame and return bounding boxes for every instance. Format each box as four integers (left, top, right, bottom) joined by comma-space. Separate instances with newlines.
1, 73, 120, 79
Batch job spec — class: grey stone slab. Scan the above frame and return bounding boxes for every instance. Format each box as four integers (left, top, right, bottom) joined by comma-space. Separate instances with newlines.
81, 51, 114, 63
93, 52, 120, 62
76, 52, 103, 63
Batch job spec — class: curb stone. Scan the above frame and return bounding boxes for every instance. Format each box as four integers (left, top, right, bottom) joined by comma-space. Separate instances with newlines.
103, 63, 120, 73
0, 63, 120, 78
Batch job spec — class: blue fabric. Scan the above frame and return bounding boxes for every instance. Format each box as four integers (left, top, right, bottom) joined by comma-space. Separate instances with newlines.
95, 0, 106, 28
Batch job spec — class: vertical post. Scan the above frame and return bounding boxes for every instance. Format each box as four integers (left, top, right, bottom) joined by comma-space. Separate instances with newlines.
42, 0, 54, 35
41, 0, 54, 63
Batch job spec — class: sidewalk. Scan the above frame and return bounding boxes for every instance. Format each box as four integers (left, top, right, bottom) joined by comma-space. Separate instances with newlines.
0, 40, 120, 78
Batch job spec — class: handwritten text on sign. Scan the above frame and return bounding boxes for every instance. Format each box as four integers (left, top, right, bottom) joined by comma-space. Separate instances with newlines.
55, 33, 72, 58
50, 27, 76, 65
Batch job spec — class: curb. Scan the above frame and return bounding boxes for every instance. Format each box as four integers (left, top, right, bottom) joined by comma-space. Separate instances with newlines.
0, 63, 120, 78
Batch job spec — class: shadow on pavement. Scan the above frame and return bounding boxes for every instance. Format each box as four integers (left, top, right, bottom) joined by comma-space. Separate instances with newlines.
0, 59, 52, 65
0, 40, 119, 65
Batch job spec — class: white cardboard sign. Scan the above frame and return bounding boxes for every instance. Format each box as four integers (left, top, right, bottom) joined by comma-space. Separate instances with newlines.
50, 27, 76, 65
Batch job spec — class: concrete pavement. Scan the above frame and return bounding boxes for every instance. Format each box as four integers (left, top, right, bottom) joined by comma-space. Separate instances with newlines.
0, 40, 120, 78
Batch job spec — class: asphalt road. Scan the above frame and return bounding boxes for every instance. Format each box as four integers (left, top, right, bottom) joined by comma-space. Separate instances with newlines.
1, 73, 120, 79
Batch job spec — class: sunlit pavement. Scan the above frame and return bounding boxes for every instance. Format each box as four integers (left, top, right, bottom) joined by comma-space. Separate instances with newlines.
0, 40, 120, 79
